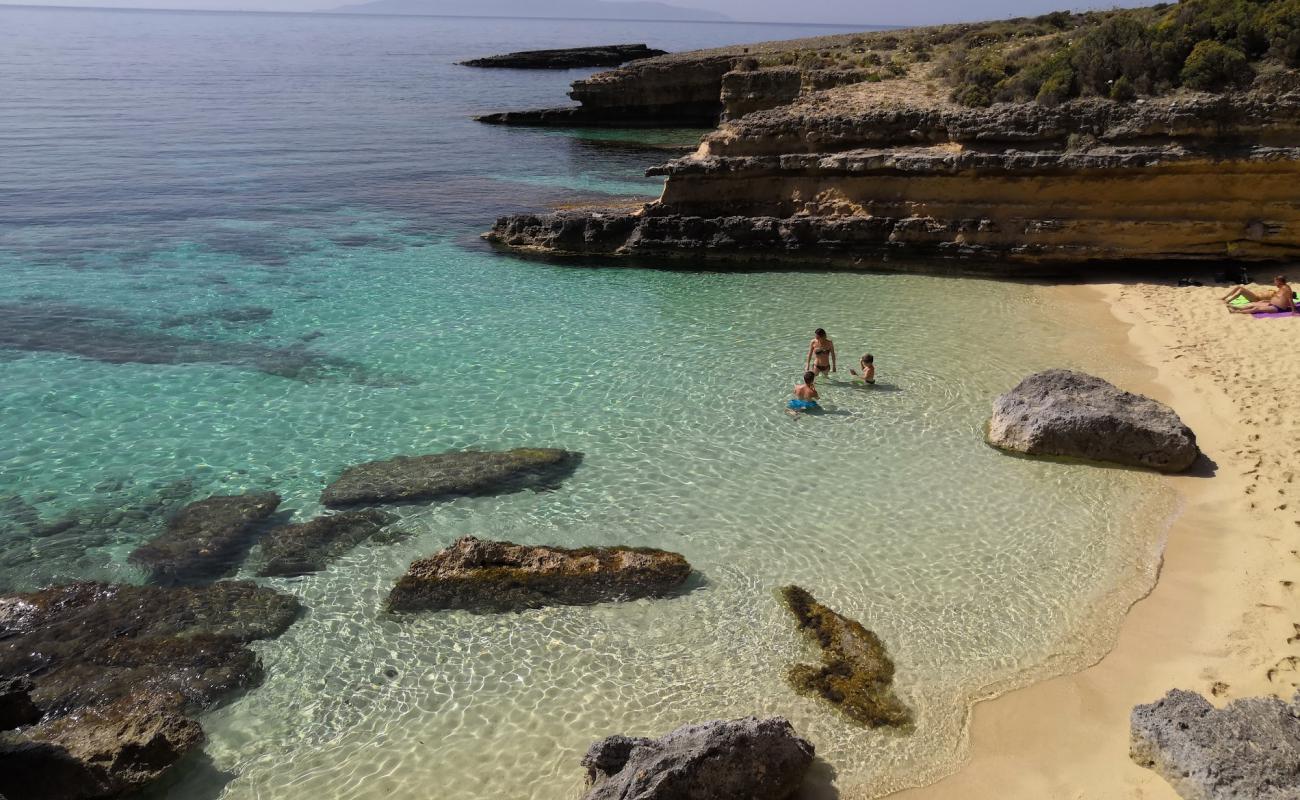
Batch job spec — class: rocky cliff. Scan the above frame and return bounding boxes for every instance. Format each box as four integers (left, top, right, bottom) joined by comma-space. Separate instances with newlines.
480, 11, 1300, 274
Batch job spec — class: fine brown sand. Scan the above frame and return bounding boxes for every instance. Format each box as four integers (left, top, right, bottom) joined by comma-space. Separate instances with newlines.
895, 280, 1300, 799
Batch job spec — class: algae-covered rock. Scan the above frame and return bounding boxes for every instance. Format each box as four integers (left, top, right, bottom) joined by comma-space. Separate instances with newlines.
1131, 688, 1300, 799
256, 508, 397, 577
987, 369, 1199, 473
0, 581, 299, 799
780, 585, 910, 728
388, 535, 691, 612
320, 448, 582, 508
580, 716, 814, 800
128, 492, 281, 584
0, 676, 41, 731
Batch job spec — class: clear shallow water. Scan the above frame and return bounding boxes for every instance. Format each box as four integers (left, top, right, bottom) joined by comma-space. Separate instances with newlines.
0, 8, 1177, 799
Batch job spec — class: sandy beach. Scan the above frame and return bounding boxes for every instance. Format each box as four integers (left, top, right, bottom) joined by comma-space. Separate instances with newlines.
897, 279, 1300, 799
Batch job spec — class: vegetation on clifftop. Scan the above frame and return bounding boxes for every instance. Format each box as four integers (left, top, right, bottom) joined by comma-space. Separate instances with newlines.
942, 0, 1300, 106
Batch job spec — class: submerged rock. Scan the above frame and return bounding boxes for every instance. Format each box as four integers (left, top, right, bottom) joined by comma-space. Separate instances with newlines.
780, 585, 910, 728
0, 581, 299, 799
581, 716, 814, 800
1131, 689, 1300, 800
129, 492, 281, 584
460, 44, 666, 69
388, 535, 691, 612
0, 692, 204, 800
987, 369, 1199, 473
256, 508, 397, 577
320, 448, 582, 508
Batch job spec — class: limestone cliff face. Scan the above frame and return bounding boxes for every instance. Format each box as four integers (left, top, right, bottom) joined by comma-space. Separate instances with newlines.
480, 34, 1300, 273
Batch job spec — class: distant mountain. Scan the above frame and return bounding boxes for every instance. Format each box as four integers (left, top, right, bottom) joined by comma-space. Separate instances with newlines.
331, 0, 731, 21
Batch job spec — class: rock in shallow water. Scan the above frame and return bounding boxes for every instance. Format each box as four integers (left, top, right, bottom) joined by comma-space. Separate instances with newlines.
129, 492, 281, 585
388, 535, 691, 612
256, 508, 397, 577
320, 448, 582, 508
460, 43, 667, 69
581, 716, 815, 800
781, 585, 910, 728
1131, 689, 1300, 800
0, 581, 300, 799
987, 369, 1199, 473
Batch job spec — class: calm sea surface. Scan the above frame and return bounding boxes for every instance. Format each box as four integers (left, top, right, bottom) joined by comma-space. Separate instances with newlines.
0, 7, 1177, 798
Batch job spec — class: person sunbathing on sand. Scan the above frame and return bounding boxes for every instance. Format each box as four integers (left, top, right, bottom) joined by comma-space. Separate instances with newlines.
1224, 275, 1295, 314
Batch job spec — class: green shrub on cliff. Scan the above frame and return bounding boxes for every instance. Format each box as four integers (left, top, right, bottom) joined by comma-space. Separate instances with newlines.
946, 0, 1300, 107
1180, 39, 1255, 88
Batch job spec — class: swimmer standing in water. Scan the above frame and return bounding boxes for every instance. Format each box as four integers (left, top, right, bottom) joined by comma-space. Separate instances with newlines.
805, 328, 836, 377
787, 371, 820, 415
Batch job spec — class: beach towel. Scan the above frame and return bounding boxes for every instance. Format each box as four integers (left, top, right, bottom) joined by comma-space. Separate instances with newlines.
1253, 310, 1298, 318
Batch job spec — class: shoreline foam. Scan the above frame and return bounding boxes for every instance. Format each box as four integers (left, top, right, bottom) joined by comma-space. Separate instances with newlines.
894, 280, 1300, 799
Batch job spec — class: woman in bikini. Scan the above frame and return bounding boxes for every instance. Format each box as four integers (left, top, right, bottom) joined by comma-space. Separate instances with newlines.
805, 328, 836, 376
1226, 275, 1295, 314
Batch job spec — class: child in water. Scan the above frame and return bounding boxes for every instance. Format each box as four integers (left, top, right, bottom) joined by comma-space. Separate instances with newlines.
787, 371, 820, 413
850, 354, 875, 384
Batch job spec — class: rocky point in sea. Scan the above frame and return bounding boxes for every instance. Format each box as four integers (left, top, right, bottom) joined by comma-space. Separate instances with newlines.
460, 44, 667, 69
1131, 689, 1300, 800
986, 369, 1199, 473
0, 580, 301, 800
780, 585, 911, 728
320, 447, 582, 508
580, 716, 815, 800
387, 535, 692, 612
128, 491, 282, 585
255, 508, 397, 577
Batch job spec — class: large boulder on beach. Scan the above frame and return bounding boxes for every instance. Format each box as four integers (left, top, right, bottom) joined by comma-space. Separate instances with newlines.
0, 580, 300, 799
780, 585, 910, 728
128, 492, 281, 584
320, 448, 582, 508
256, 508, 397, 577
580, 716, 815, 800
388, 535, 691, 612
1130, 689, 1300, 799
987, 369, 1199, 473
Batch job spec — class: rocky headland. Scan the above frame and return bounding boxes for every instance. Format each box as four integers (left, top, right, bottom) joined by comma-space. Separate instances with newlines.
481, 7, 1300, 273
460, 44, 667, 69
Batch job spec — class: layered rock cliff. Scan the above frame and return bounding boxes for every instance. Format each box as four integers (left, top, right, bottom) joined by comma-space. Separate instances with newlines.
481, 13, 1300, 274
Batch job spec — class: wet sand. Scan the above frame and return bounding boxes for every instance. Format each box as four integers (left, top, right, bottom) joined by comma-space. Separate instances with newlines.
896, 280, 1300, 799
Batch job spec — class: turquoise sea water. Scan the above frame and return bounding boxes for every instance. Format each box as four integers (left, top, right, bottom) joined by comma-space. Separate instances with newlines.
0, 8, 1177, 799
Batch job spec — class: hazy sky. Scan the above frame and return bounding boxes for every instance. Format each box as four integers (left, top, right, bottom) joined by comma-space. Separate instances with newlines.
5, 0, 1154, 26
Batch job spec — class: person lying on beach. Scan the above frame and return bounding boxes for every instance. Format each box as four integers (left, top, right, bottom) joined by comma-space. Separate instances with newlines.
1224, 275, 1295, 314
805, 328, 836, 376
787, 371, 820, 414
850, 354, 875, 384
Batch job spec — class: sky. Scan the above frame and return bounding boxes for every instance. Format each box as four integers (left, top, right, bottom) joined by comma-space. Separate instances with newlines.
2, 0, 1156, 26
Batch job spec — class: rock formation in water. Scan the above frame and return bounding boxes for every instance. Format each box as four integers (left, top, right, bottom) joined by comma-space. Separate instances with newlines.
1131, 689, 1300, 799
480, 8, 1300, 272
388, 535, 691, 612
0, 581, 300, 799
580, 716, 815, 800
780, 585, 911, 728
320, 447, 582, 508
256, 508, 397, 577
129, 492, 282, 584
987, 369, 1199, 473
460, 44, 667, 69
